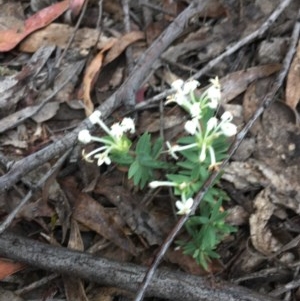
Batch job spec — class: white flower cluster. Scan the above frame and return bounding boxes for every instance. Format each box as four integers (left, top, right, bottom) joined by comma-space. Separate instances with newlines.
167, 77, 222, 119
165, 77, 237, 169
78, 111, 135, 166
150, 77, 238, 215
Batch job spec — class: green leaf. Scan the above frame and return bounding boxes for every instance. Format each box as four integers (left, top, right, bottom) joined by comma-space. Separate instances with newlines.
127, 132, 169, 189
176, 160, 195, 170
136, 132, 151, 154
152, 137, 163, 158
128, 160, 139, 178
178, 136, 196, 145
166, 174, 190, 184
111, 153, 134, 165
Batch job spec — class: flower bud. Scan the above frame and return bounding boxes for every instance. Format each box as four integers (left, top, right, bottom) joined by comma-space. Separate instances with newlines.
78, 130, 92, 144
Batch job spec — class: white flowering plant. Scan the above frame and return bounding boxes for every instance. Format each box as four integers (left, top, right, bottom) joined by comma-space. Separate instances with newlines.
78, 77, 237, 270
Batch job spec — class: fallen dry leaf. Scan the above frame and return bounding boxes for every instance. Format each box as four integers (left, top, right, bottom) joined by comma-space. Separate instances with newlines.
0, 1, 69, 52
63, 220, 89, 301
166, 249, 208, 276
0, 259, 25, 280
70, 0, 86, 18
20, 23, 113, 53
62, 178, 138, 255
82, 40, 115, 116
31, 102, 60, 123
286, 41, 300, 109
94, 178, 172, 246
103, 31, 145, 65
249, 188, 282, 255
242, 78, 274, 135
146, 20, 169, 45
219, 64, 282, 103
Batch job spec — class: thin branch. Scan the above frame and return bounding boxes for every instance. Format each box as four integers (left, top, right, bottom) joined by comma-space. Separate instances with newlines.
0, 232, 277, 301
55, 0, 89, 68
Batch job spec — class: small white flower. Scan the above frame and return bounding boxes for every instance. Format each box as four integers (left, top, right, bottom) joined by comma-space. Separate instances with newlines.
110, 123, 124, 139
165, 141, 198, 159
176, 198, 194, 215
149, 181, 176, 189
220, 122, 237, 137
206, 117, 218, 132
121, 117, 135, 134
166, 141, 179, 160
199, 143, 207, 162
78, 130, 92, 144
95, 152, 111, 166
208, 146, 216, 167
221, 111, 233, 122
210, 76, 221, 89
89, 110, 102, 124
174, 91, 188, 106
189, 103, 201, 119
171, 79, 184, 91
178, 182, 188, 190
206, 85, 220, 98
182, 80, 199, 94
82, 149, 94, 162
184, 119, 198, 135
207, 97, 219, 109
206, 76, 221, 108
207, 85, 221, 103
166, 91, 188, 106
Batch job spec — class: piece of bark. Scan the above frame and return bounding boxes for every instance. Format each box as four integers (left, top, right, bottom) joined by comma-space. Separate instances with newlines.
0, 232, 277, 301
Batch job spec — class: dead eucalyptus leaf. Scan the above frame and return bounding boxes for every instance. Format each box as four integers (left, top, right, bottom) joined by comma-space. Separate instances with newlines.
286, 41, 300, 109
250, 187, 282, 255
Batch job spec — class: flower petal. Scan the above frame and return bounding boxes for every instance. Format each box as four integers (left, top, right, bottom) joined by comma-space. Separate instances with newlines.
207, 117, 218, 132
175, 200, 184, 211
149, 181, 176, 189
199, 143, 207, 162
185, 198, 194, 209
95, 152, 111, 166
189, 103, 201, 119
221, 111, 233, 122
89, 110, 102, 124
121, 117, 135, 134
78, 130, 92, 144
183, 80, 199, 94
184, 119, 198, 135
220, 122, 237, 136
171, 79, 184, 90
175, 198, 193, 215
110, 123, 124, 138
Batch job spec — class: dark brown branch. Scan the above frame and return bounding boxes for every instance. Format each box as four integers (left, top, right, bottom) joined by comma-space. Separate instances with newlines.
0, 232, 277, 301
